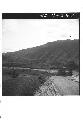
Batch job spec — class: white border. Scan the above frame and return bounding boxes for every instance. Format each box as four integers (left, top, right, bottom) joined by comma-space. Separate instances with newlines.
0, 0, 83, 125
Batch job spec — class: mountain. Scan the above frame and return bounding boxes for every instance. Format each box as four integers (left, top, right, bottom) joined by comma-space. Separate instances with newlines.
2, 39, 79, 69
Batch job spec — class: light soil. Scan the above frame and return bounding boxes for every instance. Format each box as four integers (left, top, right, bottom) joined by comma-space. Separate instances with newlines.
35, 75, 79, 96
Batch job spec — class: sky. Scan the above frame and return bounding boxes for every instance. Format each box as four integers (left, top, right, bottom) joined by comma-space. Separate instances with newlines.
2, 19, 79, 52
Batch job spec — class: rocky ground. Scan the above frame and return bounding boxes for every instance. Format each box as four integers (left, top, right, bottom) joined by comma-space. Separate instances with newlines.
34, 74, 79, 96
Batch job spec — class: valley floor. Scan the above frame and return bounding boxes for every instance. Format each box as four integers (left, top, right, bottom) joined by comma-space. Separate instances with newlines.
2, 67, 79, 96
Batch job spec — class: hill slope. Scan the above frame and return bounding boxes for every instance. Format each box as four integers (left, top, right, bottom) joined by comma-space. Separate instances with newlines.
2, 39, 79, 69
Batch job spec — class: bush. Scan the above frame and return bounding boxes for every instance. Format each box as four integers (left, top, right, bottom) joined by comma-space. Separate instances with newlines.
57, 69, 72, 76
38, 74, 46, 83
12, 70, 18, 78
57, 69, 66, 76
66, 61, 79, 70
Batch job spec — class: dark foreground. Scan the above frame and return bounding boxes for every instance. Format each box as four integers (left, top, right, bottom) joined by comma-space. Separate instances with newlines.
2, 67, 79, 96
2, 67, 50, 96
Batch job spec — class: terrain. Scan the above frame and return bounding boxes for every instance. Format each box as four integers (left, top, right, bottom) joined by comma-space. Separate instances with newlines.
2, 67, 48, 96
35, 74, 79, 96
2, 39, 80, 96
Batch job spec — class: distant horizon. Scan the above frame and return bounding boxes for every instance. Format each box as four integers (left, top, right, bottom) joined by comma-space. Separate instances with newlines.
2, 39, 79, 53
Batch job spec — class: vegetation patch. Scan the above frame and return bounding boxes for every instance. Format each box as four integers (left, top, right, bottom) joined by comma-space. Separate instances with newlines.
2, 68, 49, 96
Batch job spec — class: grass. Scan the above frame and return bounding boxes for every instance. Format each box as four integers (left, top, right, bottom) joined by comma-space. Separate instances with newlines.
2, 68, 49, 96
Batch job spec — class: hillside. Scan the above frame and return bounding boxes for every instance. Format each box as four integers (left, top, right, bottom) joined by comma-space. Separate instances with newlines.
2, 39, 79, 69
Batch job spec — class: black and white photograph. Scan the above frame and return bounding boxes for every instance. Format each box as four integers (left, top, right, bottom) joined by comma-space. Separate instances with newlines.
2, 13, 80, 96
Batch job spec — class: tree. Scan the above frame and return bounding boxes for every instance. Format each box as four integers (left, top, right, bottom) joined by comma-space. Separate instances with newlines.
66, 61, 78, 70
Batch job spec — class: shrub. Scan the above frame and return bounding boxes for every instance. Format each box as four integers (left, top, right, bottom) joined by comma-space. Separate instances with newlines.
11, 69, 19, 78
57, 69, 66, 76
66, 61, 79, 70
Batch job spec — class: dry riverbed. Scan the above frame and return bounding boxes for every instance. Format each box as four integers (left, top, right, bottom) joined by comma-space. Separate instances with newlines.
34, 75, 79, 96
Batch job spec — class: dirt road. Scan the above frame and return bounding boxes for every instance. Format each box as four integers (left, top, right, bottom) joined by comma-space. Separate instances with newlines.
35, 76, 79, 96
